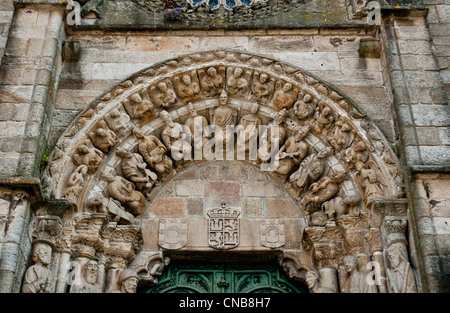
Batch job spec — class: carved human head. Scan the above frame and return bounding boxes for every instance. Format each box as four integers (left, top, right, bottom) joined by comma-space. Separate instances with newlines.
32, 243, 52, 266
207, 67, 217, 77
116, 148, 132, 159
118, 269, 139, 293
317, 146, 333, 158
84, 260, 99, 285
133, 127, 144, 139
160, 110, 174, 126
274, 109, 287, 124
305, 270, 319, 289
158, 82, 168, 91
343, 255, 361, 273
283, 82, 293, 92
387, 245, 407, 269
129, 93, 142, 103
219, 89, 229, 106
188, 102, 197, 117
260, 73, 268, 83
250, 102, 259, 114
233, 67, 243, 78
303, 94, 312, 102
182, 74, 191, 85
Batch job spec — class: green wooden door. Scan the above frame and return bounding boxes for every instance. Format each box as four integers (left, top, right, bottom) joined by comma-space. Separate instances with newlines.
147, 263, 308, 293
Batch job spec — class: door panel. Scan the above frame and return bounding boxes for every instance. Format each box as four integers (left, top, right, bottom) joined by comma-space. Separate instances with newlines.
147, 263, 307, 293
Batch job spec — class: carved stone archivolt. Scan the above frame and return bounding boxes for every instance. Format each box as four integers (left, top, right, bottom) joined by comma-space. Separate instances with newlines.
34, 50, 413, 293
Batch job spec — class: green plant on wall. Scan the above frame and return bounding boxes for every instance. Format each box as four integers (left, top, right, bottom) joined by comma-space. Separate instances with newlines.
40, 150, 50, 174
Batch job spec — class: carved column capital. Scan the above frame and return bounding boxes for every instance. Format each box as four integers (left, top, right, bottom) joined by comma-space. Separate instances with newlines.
31, 214, 63, 249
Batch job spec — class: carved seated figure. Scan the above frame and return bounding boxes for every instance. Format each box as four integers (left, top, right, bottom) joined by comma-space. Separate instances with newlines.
134, 128, 174, 177
101, 172, 147, 217
160, 110, 193, 165
227, 67, 250, 96
174, 73, 201, 103
73, 138, 104, 174
22, 243, 53, 293
64, 164, 88, 204
150, 81, 177, 109
116, 148, 157, 199
289, 147, 333, 195
200, 67, 224, 97
251, 72, 274, 104
275, 125, 310, 176
293, 93, 317, 121
302, 171, 347, 215
88, 120, 118, 154
271, 82, 296, 111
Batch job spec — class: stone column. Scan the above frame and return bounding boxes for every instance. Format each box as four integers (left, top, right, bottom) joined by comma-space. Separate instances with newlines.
0, 2, 65, 178
380, 7, 450, 292
0, 189, 31, 292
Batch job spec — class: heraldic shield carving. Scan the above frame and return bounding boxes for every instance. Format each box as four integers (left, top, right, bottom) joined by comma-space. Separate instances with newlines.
207, 203, 240, 250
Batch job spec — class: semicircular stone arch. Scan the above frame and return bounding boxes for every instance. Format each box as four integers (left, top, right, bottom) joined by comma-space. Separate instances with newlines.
37, 49, 405, 293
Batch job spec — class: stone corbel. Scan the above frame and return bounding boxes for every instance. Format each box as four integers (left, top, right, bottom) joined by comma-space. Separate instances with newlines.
128, 250, 170, 288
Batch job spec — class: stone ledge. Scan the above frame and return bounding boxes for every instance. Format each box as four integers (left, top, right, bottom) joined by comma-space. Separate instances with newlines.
0, 176, 43, 201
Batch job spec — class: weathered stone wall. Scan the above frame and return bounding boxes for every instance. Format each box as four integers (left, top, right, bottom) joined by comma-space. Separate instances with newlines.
425, 0, 450, 103
0, 0, 14, 65
142, 161, 304, 251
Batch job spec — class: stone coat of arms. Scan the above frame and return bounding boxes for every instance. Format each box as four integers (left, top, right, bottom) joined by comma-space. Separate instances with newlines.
207, 203, 240, 250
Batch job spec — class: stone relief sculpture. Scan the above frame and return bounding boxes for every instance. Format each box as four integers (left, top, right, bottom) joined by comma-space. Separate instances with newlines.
174, 71, 201, 103
184, 102, 210, 154
104, 107, 132, 138
305, 270, 336, 293
110, 269, 139, 293
87, 119, 118, 154
338, 255, 378, 293
251, 71, 275, 104
122, 89, 154, 121
271, 82, 297, 111
63, 164, 89, 204
258, 108, 287, 165
289, 146, 333, 195
226, 66, 252, 96
22, 243, 53, 293
209, 89, 238, 148
293, 93, 317, 121
237, 102, 261, 155
160, 110, 193, 166
69, 260, 105, 293
101, 172, 147, 217
72, 138, 104, 174
275, 125, 310, 176
386, 245, 417, 293
149, 80, 177, 109
36, 50, 410, 294
199, 66, 225, 97
116, 148, 157, 199
134, 128, 174, 178
302, 171, 347, 216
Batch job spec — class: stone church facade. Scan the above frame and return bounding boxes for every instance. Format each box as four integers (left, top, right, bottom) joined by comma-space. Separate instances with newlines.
0, 0, 449, 293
